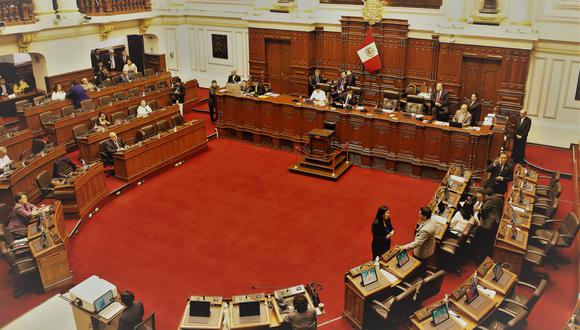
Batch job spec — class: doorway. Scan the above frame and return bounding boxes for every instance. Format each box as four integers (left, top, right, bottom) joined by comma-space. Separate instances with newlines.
460, 57, 501, 117
266, 39, 291, 94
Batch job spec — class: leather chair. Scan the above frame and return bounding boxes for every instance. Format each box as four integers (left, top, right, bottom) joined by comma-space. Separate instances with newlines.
149, 100, 158, 111
533, 212, 579, 249
264, 83, 272, 93
143, 68, 155, 76
99, 95, 113, 107
0, 125, 8, 136
171, 114, 184, 126
0, 223, 31, 256
33, 95, 46, 106
2, 248, 42, 298
114, 91, 128, 101
144, 84, 157, 93
98, 140, 115, 168
537, 181, 562, 204
128, 105, 139, 117
380, 90, 400, 111
136, 125, 156, 142
15, 100, 31, 111
476, 310, 528, 330
80, 99, 96, 110
399, 84, 418, 106
35, 170, 54, 199
370, 286, 418, 326
110, 111, 126, 124
404, 95, 425, 114
61, 105, 75, 117
498, 278, 548, 320
72, 124, 88, 139
133, 72, 144, 79
0, 203, 11, 227
135, 312, 155, 330
439, 222, 475, 276
531, 198, 559, 228
536, 171, 560, 198
39, 111, 59, 128
31, 139, 47, 155
156, 119, 172, 133
398, 270, 445, 304
157, 80, 168, 89
100, 79, 114, 88
90, 116, 99, 128
524, 231, 559, 268
129, 87, 141, 98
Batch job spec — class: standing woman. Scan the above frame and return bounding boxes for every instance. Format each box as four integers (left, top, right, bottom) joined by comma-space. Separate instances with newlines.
208, 80, 220, 124
371, 205, 395, 259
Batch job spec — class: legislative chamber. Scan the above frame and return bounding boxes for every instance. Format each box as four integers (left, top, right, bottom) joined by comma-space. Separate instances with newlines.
0, 1, 578, 330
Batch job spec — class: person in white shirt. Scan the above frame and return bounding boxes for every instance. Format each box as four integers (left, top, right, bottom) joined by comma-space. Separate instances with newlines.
136, 99, 152, 117
51, 84, 66, 101
123, 59, 138, 76
80, 78, 96, 92
0, 147, 12, 170
0, 78, 8, 97
449, 206, 477, 235
309, 86, 327, 105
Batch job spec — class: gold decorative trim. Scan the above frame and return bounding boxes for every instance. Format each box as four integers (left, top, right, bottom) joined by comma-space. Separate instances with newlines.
509, 20, 532, 27
139, 18, 152, 34
99, 24, 114, 41
17, 34, 33, 53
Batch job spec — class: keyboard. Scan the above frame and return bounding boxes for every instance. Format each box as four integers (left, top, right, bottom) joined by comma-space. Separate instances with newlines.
437, 318, 462, 330
98, 302, 124, 320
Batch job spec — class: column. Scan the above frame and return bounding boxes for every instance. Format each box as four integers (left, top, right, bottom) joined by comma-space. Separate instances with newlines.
445, 0, 467, 22
508, 0, 532, 26
33, 0, 56, 22
57, 0, 80, 15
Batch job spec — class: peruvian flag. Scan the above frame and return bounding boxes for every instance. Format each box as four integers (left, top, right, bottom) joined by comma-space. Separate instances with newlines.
357, 28, 382, 73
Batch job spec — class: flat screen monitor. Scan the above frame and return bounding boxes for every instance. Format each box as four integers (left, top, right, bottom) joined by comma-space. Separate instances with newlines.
94, 290, 114, 313
360, 267, 378, 287
431, 303, 450, 326
492, 264, 504, 282
189, 300, 211, 317
239, 301, 260, 317
464, 279, 479, 305
396, 249, 409, 268
226, 83, 241, 94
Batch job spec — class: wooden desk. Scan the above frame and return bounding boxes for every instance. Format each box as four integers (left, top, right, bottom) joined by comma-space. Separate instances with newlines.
271, 285, 315, 324
0, 90, 44, 117
0, 129, 33, 160
410, 299, 476, 330
450, 288, 502, 323
229, 293, 270, 329
28, 202, 73, 291
44, 87, 172, 147
0, 145, 67, 205
17, 72, 172, 134
113, 120, 207, 183
478, 263, 517, 296
216, 93, 504, 175
69, 292, 124, 330
27, 202, 66, 242
179, 296, 225, 330
53, 162, 108, 219
77, 105, 180, 162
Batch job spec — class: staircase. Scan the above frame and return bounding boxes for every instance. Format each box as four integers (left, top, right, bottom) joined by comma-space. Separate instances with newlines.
289, 149, 352, 180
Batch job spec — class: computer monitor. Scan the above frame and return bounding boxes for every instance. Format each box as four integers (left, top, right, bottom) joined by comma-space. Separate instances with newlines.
360, 267, 378, 287
492, 264, 504, 282
431, 303, 450, 326
226, 83, 241, 94
464, 279, 479, 304
94, 290, 114, 313
239, 301, 261, 317
396, 249, 409, 268
189, 300, 211, 317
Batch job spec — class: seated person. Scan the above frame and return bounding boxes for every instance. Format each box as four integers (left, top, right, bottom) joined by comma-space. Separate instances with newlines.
136, 99, 152, 117
283, 295, 317, 330
51, 84, 66, 101
330, 71, 347, 101
451, 104, 472, 126
0, 147, 12, 171
484, 152, 513, 195
240, 80, 249, 93
430, 83, 449, 122
80, 77, 96, 92
12, 79, 30, 95
449, 204, 476, 235
118, 291, 144, 330
243, 79, 254, 93
123, 59, 139, 76
309, 85, 327, 105
97, 112, 111, 128
119, 72, 131, 83
8, 192, 37, 239
103, 132, 126, 165
227, 69, 241, 84
308, 69, 325, 95
335, 89, 359, 109
94, 62, 110, 86
0, 77, 9, 97
249, 81, 266, 96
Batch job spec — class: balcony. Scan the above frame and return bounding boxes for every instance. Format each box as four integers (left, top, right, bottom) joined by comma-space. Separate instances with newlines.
0, 0, 35, 26
76, 0, 151, 16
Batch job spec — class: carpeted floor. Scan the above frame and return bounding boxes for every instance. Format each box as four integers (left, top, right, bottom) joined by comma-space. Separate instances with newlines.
0, 127, 576, 329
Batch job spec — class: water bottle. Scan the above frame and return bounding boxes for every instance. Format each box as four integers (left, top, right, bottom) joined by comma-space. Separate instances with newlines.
81, 159, 88, 170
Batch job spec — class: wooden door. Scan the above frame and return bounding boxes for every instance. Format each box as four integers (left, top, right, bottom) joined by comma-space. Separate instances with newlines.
460, 57, 501, 117
266, 39, 291, 94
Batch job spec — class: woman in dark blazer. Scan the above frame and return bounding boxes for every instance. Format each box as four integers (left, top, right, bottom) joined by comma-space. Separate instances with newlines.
371, 205, 395, 259
467, 93, 482, 126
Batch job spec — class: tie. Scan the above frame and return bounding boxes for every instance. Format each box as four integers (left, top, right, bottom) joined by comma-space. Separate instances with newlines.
437, 91, 442, 102
500, 164, 504, 173
115, 140, 119, 149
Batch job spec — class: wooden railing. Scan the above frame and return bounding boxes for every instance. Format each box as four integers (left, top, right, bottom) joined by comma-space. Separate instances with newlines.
76, 0, 151, 16
0, 0, 35, 26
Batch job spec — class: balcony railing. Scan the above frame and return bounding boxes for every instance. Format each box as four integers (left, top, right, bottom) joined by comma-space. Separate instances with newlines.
0, 0, 35, 26
76, 0, 151, 16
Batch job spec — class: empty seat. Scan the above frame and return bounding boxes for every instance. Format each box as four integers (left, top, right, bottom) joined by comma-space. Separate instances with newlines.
171, 114, 184, 126
72, 124, 88, 139
128, 105, 139, 117
33, 95, 46, 106
100, 79, 113, 88
371, 286, 418, 325
61, 105, 75, 117
31, 139, 47, 155
0, 125, 8, 136
99, 95, 112, 107
156, 119, 172, 132
89, 116, 99, 128
133, 72, 144, 79
80, 99, 95, 110
149, 100, 158, 111
381, 90, 400, 110
136, 124, 156, 142
110, 111, 126, 124
114, 92, 127, 101
157, 80, 168, 89
39, 111, 58, 128
129, 87, 141, 97
143, 68, 155, 76
14, 100, 31, 111
35, 170, 54, 199
405, 95, 425, 114
533, 212, 579, 249
144, 84, 157, 93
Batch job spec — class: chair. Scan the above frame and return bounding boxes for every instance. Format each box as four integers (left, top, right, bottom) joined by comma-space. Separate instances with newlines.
370, 286, 418, 326
39, 111, 59, 128
439, 222, 475, 275
133, 72, 144, 80
110, 111, 126, 124
0, 125, 8, 136
35, 170, 54, 199
347, 86, 362, 98
14, 100, 31, 111
144, 84, 157, 93
533, 212, 579, 249
157, 80, 168, 89
264, 83, 272, 93
476, 310, 528, 330
406, 84, 417, 96
60, 105, 75, 117
380, 90, 400, 110
524, 231, 559, 268
114, 91, 128, 101
72, 124, 88, 139
0, 203, 11, 227
536, 171, 560, 198
399, 270, 445, 304
99, 95, 113, 107
0, 223, 31, 257
129, 87, 141, 97
31, 139, 47, 155
149, 100, 158, 111
171, 114, 184, 126
405, 95, 425, 114
537, 181, 562, 204
100, 79, 114, 88
156, 120, 172, 133
80, 99, 96, 110
2, 249, 42, 298
33, 95, 46, 106
128, 105, 139, 117
498, 278, 548, 319
136, 125, 156, 142
135, 312, 155, 330
90, 116, 99, 128
531, 198, 559, 228
143, 68, 155, 76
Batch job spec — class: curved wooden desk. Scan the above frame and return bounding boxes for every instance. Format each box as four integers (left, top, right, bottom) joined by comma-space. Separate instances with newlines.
0, 129, 33, 160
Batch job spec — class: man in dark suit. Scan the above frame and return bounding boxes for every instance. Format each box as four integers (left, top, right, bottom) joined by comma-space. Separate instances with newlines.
475, 188, 503, 261
484, 152, 513, 195
336, 89, 359, 109
66, 80, 89, 108
331, 71, 347, 101
250, 81, 266, 96
467, 92, 482, 126
119, 50, 130, 66
118, 291, 144, 330
346, 70, 356, 87
227, 69, 241, 84
91, 49, 102, 69
0, 77, 9, 97
430, 83, 450, 121
513, 109, 531, 164
105, 49, 119, 71
103, 132, 126, 166
307, 69, 325, 96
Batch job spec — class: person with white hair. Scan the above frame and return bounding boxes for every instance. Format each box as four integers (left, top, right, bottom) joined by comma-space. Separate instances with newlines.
106, 48, 118, 71
227, 69, 241, 84
0, 147, 11, 169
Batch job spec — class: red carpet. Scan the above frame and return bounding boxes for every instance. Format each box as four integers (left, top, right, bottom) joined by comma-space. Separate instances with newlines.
527, 144, 574, 175
0, 139, 577, 329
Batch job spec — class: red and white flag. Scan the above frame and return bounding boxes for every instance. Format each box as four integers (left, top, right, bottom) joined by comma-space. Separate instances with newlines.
357, 28, 382, 73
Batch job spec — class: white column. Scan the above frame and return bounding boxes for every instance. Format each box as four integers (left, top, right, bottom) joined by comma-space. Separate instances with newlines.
445, 0, 467, 22
295, 0, 317, 18
508, 0, 532, 26
57, 0, 80, 14
33, 0, 55, 20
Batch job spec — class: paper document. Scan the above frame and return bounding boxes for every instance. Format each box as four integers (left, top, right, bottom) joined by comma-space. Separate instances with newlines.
432, 215, 448, 226
379, 269, 398, 282
477, 285, 497, 299
450, 175, 466, 183
448, 310, 468, 327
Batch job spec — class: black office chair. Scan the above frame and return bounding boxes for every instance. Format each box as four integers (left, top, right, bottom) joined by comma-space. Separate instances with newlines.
404, 95, 425, 114
136, 125, 156, 142
0, 223, 31, 256
370, 286, 418, 326
498, 278, 548, 320
35, 170, 54, 199
171, 114, 184, 126
533, 212, 579, 249
380, 90, 400, 110
476, 309, 528, 330
39, 111, 59, 129
531, 198, 559, 228
128, 105, 139, 117
149, 100, 158, 111
144, 84, 157, 93
98, 140, 114, 170
1, 248, 42, 298
156, 119, 172, 133
397, 270, 445, 305
135, 312, 155, 330
31, 139, 47, 155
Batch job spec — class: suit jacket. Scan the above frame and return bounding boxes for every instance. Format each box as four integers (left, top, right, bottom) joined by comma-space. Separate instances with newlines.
227, 75, 241, 84
91, 53, 102, 68
346, 74, 356, 87
430, 90, 449, 108
479, 195, 503, 230
336, 78, 347, 92
308, 74, 325, 90
105, 53, 119, 71
104, 138, 126, 159
253, 84, 266, 96
515, 116, 531, 140
452, 111, 472, 126
66, 85, 89, 108
467, 100, 481, 126
118, 302, 144, 330
402, 218, 437, 259
0, 83, 8, 96
119, 55, 129, 66
283, 308, 317, 330
9, 202, 35, 233
485, 161, 514, 194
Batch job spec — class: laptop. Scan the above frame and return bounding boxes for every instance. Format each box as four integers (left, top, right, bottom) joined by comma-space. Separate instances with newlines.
396, 249, 411, 271
226, 83, 241, 94
492, 263, 510, 286
361, 267, 379, 288
239, 301, 261, 323
449, 121, 463, 128
187, 300, 211, 323
430, 303, 462, 330
95, 290, 124, 320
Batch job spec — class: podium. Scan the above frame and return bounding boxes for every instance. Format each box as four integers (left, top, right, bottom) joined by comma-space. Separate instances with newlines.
289, 128, 351, 180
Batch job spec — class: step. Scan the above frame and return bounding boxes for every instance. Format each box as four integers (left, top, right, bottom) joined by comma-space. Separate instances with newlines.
301, 154, 347, 171
289, 158, 352, 180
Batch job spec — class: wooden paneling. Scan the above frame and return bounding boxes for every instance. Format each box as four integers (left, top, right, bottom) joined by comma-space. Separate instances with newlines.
0, 0, 35, 26
44, 68, 96, 93
76, 0, 151, 16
